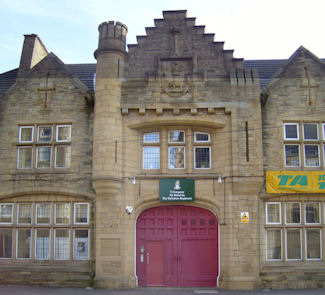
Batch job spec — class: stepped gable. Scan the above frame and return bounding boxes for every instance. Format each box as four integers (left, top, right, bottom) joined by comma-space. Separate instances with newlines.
126, 10, 243, 79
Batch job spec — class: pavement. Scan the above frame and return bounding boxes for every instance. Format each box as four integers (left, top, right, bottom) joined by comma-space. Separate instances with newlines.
0, 286, 325, 295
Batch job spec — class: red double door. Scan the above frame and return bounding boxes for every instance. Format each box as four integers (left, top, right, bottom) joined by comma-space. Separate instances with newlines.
136, 205, 219, 287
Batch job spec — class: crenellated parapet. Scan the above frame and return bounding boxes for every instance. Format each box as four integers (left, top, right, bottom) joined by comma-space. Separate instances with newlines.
94, 21, 128, 59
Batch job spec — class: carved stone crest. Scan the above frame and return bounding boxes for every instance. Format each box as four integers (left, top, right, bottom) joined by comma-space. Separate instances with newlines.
161, 79, 192, 97
160, 58, 193, 98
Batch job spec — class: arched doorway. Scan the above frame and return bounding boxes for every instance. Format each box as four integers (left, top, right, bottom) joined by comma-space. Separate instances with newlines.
136, 205, 219, 287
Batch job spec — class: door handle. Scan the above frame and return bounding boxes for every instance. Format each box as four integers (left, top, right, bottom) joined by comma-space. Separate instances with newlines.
147, 252, 149, 264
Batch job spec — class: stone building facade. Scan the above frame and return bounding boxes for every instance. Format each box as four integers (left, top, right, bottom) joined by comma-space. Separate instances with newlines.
0, 10, 324, 290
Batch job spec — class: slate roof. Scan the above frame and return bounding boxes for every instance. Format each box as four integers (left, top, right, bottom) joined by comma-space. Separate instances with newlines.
243, 59, 287, 89
0, 64, 97, 96
1, 59, 324, 96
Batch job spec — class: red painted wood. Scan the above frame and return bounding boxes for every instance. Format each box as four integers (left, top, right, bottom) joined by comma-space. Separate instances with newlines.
136, 205, 218, 287
146, 241, 165, 286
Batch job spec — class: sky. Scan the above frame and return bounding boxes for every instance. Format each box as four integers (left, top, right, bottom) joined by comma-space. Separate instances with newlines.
0, 0, 324, 73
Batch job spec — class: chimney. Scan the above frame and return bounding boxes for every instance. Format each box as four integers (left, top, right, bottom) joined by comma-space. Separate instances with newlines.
18, 34, 48, 77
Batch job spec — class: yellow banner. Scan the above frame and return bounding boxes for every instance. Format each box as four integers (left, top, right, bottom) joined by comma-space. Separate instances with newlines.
266, 171, 325, 194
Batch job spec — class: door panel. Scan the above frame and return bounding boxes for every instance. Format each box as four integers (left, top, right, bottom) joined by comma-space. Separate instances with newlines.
136, 206, 218, 287
146, 241, 165, 286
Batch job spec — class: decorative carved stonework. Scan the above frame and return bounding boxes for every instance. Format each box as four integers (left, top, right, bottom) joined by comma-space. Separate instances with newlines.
161, 79, 192, 97
160, 58, 193, 98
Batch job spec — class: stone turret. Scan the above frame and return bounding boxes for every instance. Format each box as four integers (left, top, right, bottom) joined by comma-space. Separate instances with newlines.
93, 20, 127, 196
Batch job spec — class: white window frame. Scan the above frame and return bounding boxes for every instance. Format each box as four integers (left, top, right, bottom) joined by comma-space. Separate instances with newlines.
284, 123, 299, 140
194, 146, 211, 169
18, 126, 34, 143
54, 203, 71, 225
35, 229, 51, 260
194, 132, 210, 143
54, 146, 71, 168
142, 146, 160, 170
266, 202, 282, 225
17, 203, 32, 225
17, 146, 33, 169
266, 228, 282, 261
304, 144, 320, 167
37, 125, 53, 143
143, 132, 159, 143
35, 146, 52, 169
16, 228, 31, 260
168, 146, 186, 169
286, 228, 302, 261
322, 123, 325, 140
56, 125, 71, 143
305, 228, 322, 261
284, 144, 301, 167
0, 228, 12, 259
35, 203, 51, 225
73, 229, 89, 261
303, 123, 319, 141
0, 203, 13, 224
168, 130, 185, 144
74, 203, 89, 225
54, 228, 70, 260
305, 202, 321, 225
285, 202, 301, 225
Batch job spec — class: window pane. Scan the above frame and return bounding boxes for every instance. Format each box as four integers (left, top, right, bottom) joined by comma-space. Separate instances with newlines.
305, 202, 320, 224
56, 125, 71, 142
55, 229, 70, 260
169, 147, 185, 169
74, 203, 89, 224
143, 132, 159, 143
36, 203, 51, 224
17, 203, 32, 224
286, 203, 300, 224
168, 131, 185, 143
306, 229, 321, 260
195, 132, 210, 142
73, 229, 89, 260
19, 126, 33, 142
35, 229, 50, 260
55, 203, 71, 224
284, 145, 300, 167
55, 146, 71, 168
18, 147, 32, 169
36, 146, 51, 168
266, 203, 281, 224
284, 124, 299, 140
303, 123, 318, 140
0, 229, 12, 258
38, 126, 52, 142
143, 147, 160, 169
195, 147, 210, 168
17, 229, 31, 259
267, 229, 282, 260
287, 229, 301, 260
0, 204, 13, 224
304, 145, 319, 167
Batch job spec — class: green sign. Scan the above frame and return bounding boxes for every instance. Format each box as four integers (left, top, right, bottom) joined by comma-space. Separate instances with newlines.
159, 179, 195, 202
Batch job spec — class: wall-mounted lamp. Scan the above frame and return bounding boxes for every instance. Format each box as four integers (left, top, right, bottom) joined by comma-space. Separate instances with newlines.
218, 175, 222, 183
132, 176, 136, 185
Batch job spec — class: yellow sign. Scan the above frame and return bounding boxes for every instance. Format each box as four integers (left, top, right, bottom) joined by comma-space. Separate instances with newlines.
266, 171, 325, 194
241, 212, 249, 223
